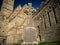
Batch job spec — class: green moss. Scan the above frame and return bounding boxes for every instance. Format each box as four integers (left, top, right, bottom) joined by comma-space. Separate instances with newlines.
38, 41, 60, 45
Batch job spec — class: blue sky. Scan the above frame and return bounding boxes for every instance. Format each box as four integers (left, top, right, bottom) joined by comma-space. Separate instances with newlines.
14, 0, 45, 9
0, 0, 45, 9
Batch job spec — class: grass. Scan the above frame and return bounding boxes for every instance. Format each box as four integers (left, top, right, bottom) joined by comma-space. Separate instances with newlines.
12, 43, 21, 45
38, 41, 60, 45
11, 41, 60, 45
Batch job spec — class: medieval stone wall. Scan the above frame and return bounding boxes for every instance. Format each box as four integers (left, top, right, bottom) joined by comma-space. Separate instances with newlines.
33, 0, 60, 41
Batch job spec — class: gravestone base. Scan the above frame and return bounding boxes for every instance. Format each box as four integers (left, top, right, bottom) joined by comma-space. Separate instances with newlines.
21, 41, 38, 45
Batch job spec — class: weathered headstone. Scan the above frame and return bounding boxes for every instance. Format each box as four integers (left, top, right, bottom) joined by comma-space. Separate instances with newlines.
24, 27, 37, 42
22, 15, 38, 45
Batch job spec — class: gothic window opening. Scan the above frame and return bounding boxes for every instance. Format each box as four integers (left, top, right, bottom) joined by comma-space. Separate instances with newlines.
43, 15, 46, 29
37, 26, 41, 41
53, 7, 58, 23
47, 12, 51, 26
37, 26, 40, 34
39, 35, 41, 41
3, 39, 6, 45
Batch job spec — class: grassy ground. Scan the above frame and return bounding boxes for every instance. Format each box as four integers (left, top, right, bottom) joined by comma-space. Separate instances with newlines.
11, 41, 60, 45
12, 43, 21, 45
38, 41, 60, 45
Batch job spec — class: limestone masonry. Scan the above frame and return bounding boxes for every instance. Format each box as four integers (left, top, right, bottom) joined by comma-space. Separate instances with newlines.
0, 0, 60, 45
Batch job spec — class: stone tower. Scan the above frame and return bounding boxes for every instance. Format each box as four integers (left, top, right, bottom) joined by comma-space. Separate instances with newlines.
0, 0, 14, 45
1, 0, 14, 18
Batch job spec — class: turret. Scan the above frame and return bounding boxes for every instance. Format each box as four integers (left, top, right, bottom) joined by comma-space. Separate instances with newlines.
1, 0, 14, 18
